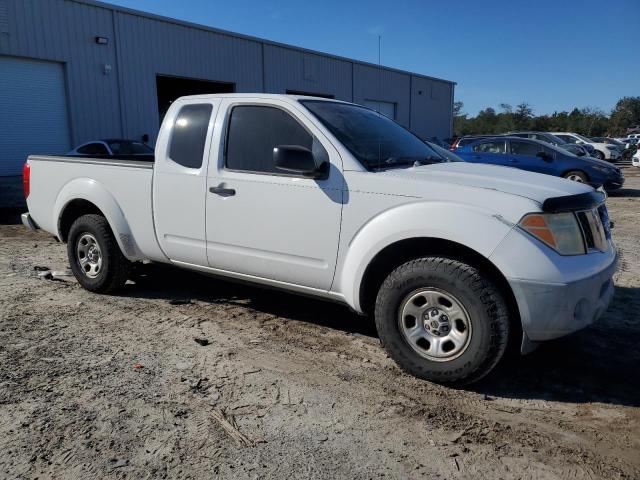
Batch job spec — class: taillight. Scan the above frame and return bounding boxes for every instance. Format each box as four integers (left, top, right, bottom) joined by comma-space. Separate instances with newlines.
23, 162, 30, 199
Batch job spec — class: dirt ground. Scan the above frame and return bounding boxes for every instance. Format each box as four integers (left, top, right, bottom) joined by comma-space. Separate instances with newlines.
1, 177, 639, 480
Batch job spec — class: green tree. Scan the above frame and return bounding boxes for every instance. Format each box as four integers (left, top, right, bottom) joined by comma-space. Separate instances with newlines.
609, 97, 640, 136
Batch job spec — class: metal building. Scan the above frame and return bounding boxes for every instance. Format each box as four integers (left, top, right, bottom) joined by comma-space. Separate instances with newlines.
0, 0, 455, 184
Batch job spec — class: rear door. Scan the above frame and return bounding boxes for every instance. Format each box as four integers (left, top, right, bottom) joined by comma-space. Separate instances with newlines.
204, 98, 343, 290
153, 98, 220, 264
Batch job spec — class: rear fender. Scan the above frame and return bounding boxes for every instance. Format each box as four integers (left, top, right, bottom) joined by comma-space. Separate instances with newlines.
53, 178, 143, 261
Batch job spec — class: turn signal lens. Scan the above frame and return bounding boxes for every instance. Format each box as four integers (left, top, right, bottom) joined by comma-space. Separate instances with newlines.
519, 213, 586, 255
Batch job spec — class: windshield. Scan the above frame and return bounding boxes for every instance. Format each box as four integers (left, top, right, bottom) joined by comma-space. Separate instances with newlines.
301, 100, 447, 169
107, 141, 153, 155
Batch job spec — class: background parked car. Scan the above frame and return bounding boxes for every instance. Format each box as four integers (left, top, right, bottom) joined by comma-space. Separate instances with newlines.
67, 139, 154, 160
551, 132, 621, 161
633, 148, 640, 167
454, 136, 624, 190
506, 131, 599, 157
591, 136, 637, 160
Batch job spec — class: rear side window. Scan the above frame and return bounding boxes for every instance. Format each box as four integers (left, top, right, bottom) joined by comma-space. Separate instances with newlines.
169, 104, 213, 169
473, 140, 506, 154
225, 105, 315, 174
511, 141, 543, 156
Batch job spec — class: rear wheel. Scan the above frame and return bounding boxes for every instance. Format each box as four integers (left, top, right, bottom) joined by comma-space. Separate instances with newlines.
374, 257, 510, 385
594, 150, 605, 160
67, 214, 130, 293
564, 170, 588, 183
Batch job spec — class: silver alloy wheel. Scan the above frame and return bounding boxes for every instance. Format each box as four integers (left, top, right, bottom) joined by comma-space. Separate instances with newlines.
566, 174, 585, 182
399, 288, 472, 362
76, 233, 102, 278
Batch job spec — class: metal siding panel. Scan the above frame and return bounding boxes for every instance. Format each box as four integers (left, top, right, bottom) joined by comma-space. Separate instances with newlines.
410, 76, 453, 140
263, 44, 352, 100
0, 56, 70, 175
0, 0, 122, 145
114, 11, 262, 143
353, 64, 411, 127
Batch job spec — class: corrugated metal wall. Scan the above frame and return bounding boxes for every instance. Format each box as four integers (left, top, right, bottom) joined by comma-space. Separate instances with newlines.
0, 0, 454, 151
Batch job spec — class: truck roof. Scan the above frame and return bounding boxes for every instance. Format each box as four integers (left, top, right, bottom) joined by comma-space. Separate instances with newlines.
172, 93, 352, 104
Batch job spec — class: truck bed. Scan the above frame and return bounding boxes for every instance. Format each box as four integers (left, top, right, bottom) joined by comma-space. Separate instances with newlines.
26, 155, 163, 261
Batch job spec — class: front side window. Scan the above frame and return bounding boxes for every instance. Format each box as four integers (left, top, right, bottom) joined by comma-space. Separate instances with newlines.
169, 104, 213, 169
473, 140, 506, 154
301, 100, 446, 169
511, 141, 543, 156
225, 105, 318, 174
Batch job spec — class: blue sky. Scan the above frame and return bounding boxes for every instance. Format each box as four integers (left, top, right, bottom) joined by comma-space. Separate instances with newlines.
108, 0, 639, 116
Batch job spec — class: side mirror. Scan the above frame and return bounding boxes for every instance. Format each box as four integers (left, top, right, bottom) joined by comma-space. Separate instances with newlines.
537, 151, 553, 162
273, 145, 327, 178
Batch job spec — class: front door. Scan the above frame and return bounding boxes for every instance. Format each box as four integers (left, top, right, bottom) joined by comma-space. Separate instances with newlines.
508, 140, 556, 175
153, 98, 219, 264
205, 99, 343, 290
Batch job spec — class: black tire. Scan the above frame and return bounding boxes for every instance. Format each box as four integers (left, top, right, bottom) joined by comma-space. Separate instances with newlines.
374, 257, 510, 385
594, 150, 605, 160
563, 170, 588, 183
67, 214, 130, 293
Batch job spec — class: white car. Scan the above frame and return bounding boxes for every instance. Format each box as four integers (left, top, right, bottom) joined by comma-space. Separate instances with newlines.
633, 148, 640, 167
551, 132, 621, 161
21, 94, 617, 385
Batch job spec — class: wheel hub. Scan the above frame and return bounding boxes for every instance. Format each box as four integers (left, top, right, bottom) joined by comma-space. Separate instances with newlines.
76, 233, 102, 278
424, 308, 450, 336
399, 288, 472, 362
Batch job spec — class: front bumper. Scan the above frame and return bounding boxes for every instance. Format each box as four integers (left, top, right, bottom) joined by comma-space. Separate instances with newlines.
604, 176, 624, 190
509, 252, 617, 342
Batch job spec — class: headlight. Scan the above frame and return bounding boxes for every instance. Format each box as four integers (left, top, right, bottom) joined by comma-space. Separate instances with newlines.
519, 213, 585, 255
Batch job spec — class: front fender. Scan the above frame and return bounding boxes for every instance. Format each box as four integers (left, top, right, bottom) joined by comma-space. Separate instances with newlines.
53, 178, 143, 261
336, 201, 515, 312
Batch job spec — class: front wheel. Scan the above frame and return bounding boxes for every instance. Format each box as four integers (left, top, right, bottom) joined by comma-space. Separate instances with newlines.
67, 214, 130, 293
594, 150, 605, 160
564, 170, 588, 183
374, 257, 510, 385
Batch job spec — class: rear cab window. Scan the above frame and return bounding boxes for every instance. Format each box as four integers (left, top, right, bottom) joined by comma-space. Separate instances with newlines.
169, 104, 213, 169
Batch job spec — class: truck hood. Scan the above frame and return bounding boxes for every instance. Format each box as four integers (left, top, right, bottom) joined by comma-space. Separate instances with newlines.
381, 162, 592, 204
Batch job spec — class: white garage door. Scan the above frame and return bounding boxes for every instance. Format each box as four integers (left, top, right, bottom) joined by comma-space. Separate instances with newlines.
363, 100, 396, 120
0, 56, 71, 176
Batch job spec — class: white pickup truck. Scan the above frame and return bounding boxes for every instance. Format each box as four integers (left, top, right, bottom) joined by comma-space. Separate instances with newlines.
22, 94, 617, 384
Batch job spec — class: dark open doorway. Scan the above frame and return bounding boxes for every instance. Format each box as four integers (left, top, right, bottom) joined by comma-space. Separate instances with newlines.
156, 75, 235, 121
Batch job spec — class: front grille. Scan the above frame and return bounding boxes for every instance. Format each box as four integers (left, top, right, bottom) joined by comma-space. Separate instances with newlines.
576, 208, 608, 252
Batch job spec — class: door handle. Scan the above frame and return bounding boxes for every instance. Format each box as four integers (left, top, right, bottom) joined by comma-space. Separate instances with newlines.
209, 185, 236, 196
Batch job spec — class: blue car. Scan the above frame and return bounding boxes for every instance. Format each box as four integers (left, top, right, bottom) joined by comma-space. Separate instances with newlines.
454, 136, 624, 190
